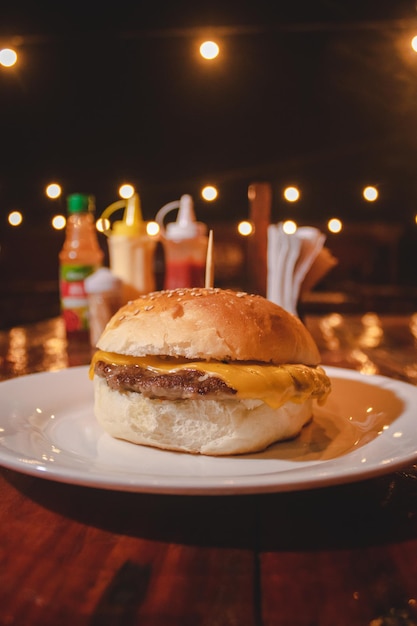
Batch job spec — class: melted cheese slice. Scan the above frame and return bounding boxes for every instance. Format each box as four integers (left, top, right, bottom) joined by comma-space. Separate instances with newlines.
90, 350, 330, 409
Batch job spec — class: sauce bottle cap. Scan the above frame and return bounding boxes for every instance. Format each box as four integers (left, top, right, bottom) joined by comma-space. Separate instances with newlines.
100, 193, 147, 236
67, 193, 95, 214
156, 194, 207, 241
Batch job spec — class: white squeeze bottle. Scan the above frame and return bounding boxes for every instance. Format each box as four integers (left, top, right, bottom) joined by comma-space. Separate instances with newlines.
155, 194, 208, 290
100, 193, 157, 302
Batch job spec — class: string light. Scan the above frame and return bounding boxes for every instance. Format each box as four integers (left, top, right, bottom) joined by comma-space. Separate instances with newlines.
283, 186, 300, 202
328, 218, 343, 233
201, 185, 218, 201
119, 184, 135, 199
1, 180, 393, 234
146, 221, 160, 236
199, 41, 220, 59
2, 18, 416, 242
8, 211, 23, 226
52, 215, 66, 230
0, 48, 17, 67
45, 183, 62, 199
96, 218, 110, 233
282, 220, 297, 234
363, 186, 378, 201
237, 220, 253, 236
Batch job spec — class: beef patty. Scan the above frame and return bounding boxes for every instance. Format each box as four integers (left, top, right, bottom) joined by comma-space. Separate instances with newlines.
94, 360, 237, 401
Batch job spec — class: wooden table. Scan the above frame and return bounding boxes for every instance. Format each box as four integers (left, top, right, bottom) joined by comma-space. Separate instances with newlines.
1, 313, 417, 625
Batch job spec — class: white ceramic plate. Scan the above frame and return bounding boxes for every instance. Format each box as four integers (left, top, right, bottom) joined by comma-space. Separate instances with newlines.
0, 366, 416, 494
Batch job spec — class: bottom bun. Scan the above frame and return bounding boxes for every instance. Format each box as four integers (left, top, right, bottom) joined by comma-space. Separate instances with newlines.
94, 377, 314, 456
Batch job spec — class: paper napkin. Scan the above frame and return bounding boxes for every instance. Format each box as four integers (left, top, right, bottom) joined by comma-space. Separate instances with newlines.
267, 223, 337, 315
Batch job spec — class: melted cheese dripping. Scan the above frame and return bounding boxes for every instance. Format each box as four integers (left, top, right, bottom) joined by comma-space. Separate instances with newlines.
90, 351, 331, 409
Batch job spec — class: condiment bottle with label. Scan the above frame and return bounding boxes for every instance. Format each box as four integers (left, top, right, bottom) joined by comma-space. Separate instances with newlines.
155, 194, 208, 290
59, 193, 103, 337
100, 193, 157, 302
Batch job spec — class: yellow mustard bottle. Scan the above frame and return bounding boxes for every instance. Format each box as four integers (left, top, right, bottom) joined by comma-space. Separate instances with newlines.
100, 192, 157, 302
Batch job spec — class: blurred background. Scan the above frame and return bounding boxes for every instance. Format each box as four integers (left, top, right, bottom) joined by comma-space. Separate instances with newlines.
1, 0, 417, 327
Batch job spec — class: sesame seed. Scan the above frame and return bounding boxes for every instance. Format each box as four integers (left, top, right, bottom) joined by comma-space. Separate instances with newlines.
144, 305, 154, 311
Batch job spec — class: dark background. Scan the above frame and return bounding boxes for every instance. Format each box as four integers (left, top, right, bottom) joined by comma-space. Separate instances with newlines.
1, 0, 417, 325
1, 0, 417, 220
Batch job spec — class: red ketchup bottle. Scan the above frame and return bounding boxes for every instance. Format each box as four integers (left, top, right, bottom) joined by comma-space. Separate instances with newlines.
156, 194, 208, 290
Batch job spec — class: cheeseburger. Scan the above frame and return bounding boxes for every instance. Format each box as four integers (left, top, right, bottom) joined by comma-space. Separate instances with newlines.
90, 288, 331, 455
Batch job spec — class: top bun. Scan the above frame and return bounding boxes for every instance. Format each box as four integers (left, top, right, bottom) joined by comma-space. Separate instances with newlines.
97, 288, 321, 365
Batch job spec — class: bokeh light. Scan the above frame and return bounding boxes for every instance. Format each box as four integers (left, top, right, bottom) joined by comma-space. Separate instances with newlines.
199, 41, 219, 60
283, 186, 300, 202
237, 220, 253, 236
0, 48, 17, 67
201, 185, 218, 201
328, 217, 343, 233
119, 184, 135, 199
46, 183, 62, 199
282, 220, 297, 234
146, 221, 160, 236
52, 215, 66, 230
96, 218, 110, 233
363, 186, 378, 202
8, 211, 23, 226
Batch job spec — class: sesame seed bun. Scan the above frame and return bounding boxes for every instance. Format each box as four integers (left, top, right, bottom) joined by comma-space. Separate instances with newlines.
97, 287, 321, 365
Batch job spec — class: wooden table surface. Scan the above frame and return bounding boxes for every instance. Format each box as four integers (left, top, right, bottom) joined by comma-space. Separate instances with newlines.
1, 313, 417, 626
